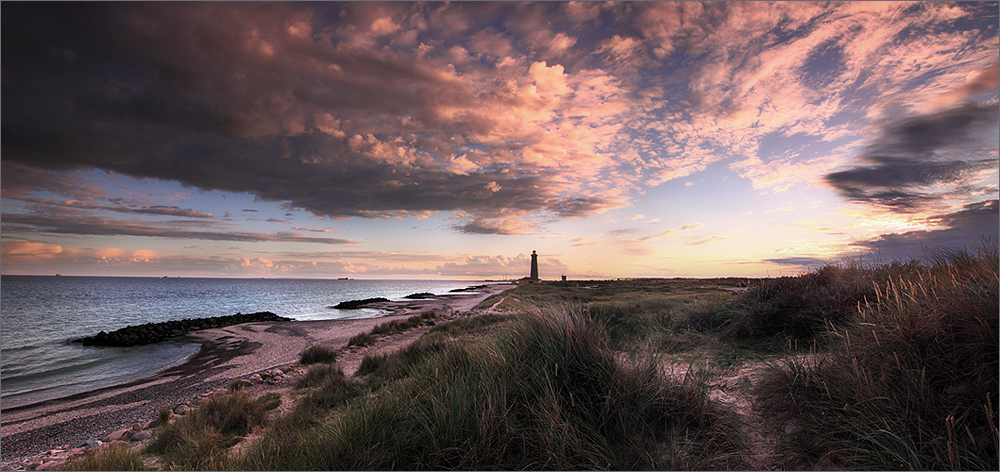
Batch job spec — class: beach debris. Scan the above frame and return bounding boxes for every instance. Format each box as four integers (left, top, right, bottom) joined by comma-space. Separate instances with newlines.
330, 297, 391, 309
73, 312, 293, 347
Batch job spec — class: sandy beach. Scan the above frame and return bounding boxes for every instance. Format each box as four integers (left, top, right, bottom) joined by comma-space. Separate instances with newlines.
0, 283, 514, 470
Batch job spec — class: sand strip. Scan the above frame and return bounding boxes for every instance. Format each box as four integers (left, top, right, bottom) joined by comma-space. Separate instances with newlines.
0, 283, 514, 469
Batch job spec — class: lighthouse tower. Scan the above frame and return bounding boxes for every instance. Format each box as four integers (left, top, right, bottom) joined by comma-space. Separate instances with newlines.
530, 250, 539, 281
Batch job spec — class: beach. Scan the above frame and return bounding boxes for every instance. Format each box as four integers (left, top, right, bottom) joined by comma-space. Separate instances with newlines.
0, 283, 514, 470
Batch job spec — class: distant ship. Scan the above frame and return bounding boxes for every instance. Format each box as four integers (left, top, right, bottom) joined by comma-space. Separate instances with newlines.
338, 277, 351, 280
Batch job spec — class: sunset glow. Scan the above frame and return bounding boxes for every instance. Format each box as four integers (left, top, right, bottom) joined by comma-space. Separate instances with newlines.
2, 1, 998, 279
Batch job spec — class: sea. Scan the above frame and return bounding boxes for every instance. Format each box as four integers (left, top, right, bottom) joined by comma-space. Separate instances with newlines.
0, 276, 493, 409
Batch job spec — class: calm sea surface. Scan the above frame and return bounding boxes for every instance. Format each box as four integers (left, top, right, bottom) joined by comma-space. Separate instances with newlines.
1, 276, 488, 409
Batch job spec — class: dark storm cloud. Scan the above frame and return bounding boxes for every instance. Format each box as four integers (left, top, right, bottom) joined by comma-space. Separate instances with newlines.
852, 199, 999, 261
824, 102, 999, 212
0, 2, 619, 233
1, 213, 356, 245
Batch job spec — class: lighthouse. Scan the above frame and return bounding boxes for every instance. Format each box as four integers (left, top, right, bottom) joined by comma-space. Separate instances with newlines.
530, 250, 539, 281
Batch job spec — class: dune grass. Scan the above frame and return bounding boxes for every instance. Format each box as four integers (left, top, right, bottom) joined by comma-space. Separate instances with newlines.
299, 345, 337, 364
145, 391, 280, 470
754, 242, 999, 470
56, 442, 148, 471
227, 307, 744, 470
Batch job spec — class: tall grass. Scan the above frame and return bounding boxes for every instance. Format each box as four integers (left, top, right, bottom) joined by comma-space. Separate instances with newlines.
755, 243, 999, 470
146, 391, 280, 469
231, 308, 744, 470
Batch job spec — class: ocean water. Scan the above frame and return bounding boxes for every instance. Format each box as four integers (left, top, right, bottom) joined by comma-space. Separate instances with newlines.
1, 276, 489, 409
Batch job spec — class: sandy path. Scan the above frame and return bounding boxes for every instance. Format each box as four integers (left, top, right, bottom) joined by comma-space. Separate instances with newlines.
0, 284, 514, 470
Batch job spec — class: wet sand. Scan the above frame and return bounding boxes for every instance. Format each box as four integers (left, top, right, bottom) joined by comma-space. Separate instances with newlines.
0, 283, 514, 469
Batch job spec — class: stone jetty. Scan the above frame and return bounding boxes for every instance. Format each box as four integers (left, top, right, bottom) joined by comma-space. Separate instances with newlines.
74, 312, 292, 347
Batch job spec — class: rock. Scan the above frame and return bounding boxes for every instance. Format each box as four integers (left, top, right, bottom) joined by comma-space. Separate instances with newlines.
34, 460, 59, 471
250, 373, 263, 382
74, 312, 292, 347
174, 404, 190, 415
132, 422, 145, 431
268, 369, 284, 378
237, 379, 253, 388
331, 297, 391, 309
130, 430, 152, 442
101, 428, 132, 442
82, 440, 102, 449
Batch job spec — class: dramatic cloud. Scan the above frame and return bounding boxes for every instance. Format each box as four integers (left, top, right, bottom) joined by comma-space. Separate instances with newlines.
5, 2, 994, 235
825, 102, 999, 212
851, 199, 999, 261
1, 2, 997, 277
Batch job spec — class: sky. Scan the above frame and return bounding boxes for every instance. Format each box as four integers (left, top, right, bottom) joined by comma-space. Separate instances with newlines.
2, 1, 998, 280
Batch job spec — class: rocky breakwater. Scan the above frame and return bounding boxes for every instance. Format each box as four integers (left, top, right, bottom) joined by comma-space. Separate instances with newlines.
74, 312, 293, 347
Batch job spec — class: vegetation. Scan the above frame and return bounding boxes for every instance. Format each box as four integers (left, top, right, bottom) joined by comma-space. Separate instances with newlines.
145, 391, 281, 470
75, 244, 995, 470
346, 331, 376, 347
754, 243, 999, 470
56, 442, 148, 471
299, 345, 337, 364
370, 311, 437, 335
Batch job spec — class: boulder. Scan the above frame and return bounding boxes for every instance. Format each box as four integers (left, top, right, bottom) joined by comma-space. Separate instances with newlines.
101, 428, 132, 442
130, 430, 152, 442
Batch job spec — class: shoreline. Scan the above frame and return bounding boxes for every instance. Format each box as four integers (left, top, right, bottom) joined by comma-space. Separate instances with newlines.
0, 283, 515, 470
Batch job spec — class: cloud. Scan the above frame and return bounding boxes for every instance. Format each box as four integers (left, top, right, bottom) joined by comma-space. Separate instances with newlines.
850, 199, 999, 260
8, 196, 216, 219
1, 213, 357, 245
764, 256, 830, 268
1, 1, 996, 241
825, 102, 999, 212
0, 2, 635, 234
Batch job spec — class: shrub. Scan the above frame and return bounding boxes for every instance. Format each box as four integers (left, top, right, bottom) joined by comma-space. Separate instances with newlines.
299, 345, 337, 364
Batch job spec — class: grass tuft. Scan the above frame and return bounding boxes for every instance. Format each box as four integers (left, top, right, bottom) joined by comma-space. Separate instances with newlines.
299, 345, 337, 364
146, 390, 279, 469
56, 442, 147, 471
347, 332, 376, 347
